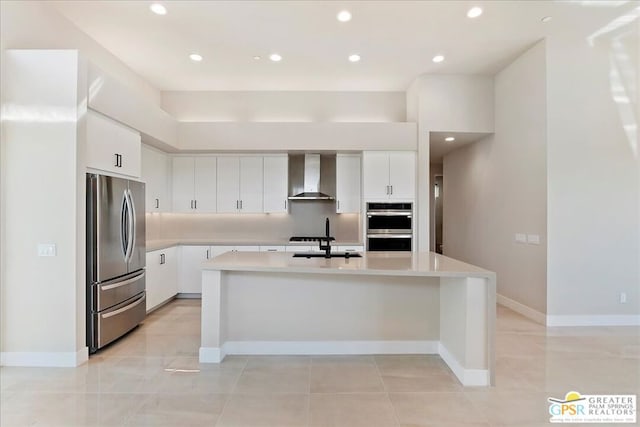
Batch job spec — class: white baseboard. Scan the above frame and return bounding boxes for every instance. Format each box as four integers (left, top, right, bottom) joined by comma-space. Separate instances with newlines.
176, 293, 202, 299
546, 314, 640, 327
497, 294, 547, 325
221, 340, 438, 356
438, 343, 489, 387
199, 346, 226, 363
1, 347, 88, 367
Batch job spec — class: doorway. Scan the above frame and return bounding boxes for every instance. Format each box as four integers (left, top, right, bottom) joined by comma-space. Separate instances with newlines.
434, 175, 443, 254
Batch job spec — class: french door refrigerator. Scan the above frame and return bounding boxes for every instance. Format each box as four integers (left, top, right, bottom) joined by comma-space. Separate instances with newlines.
87, 173, 146, 353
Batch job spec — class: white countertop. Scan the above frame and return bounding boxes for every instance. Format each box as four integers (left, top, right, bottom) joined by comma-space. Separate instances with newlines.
202, 251, 495, 279
146, 239, 364, 252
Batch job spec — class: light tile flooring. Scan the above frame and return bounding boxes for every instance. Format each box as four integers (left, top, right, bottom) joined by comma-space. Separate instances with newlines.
1, 300, 638, 426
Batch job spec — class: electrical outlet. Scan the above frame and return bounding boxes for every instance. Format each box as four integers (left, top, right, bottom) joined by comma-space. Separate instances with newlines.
37, 243, 56, 257
619, 292, 627, 304
515, 233, 527, 243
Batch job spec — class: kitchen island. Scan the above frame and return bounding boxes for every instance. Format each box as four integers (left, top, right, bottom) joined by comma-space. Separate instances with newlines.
199, 251, 496, 386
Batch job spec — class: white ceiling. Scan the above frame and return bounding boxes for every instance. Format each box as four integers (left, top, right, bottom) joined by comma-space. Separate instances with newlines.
47, 0, 624, 92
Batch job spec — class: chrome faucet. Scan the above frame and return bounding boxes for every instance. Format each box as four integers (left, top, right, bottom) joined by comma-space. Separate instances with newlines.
319, 217, 332, 258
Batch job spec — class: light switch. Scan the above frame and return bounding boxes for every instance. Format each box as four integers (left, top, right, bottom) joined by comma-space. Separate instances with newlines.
515, 233, 527, 243
527, 234, 541, 245
38, 243, 56, 257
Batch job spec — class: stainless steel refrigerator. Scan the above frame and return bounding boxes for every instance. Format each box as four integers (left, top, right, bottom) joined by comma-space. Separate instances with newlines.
86, 173, 146, 353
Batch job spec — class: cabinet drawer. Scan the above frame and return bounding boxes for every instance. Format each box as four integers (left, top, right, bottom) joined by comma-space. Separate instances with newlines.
260, 246, 286, 252
86, 110, 141, 177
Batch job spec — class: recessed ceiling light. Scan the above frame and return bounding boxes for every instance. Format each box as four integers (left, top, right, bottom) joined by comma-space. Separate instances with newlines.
541, 16, 552, 23
253, 56, 261, 60
445, 136, 455, 142
189, 53, 203, 62
337, 10, 352, 22
348, 54, 361, 62
432, 55, 445, 63
269, 53, 282, 62
149, 3, 167, 15
467, 7, 483, 18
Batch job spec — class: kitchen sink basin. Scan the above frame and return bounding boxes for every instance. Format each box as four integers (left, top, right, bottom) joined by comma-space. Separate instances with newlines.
292, 252, 362, 258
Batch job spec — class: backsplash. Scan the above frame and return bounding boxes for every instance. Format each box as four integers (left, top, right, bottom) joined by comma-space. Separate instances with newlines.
146, 203, 361, 242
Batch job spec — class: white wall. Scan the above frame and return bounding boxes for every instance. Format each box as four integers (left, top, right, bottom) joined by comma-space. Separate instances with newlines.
408, 74, 495, 252
162, 91, 406, 123
546, 17, 639, 319
1, 50, 87, 365
0, 1, 160, 106
179, 122, 416, 151
442, 41, 547, 315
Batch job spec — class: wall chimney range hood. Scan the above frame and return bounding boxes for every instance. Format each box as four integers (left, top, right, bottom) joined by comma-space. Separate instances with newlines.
288, 154, 335, 201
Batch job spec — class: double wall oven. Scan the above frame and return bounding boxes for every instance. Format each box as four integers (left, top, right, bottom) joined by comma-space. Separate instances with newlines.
366, 202, 413, 251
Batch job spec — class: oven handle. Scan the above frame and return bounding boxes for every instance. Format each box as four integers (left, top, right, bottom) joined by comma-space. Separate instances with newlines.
367, 234, 413, 239
366, 211, 412, 216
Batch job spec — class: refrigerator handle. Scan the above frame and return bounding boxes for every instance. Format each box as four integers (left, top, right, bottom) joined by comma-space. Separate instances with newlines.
125, 189, 136, 263
121, 191, 128, 259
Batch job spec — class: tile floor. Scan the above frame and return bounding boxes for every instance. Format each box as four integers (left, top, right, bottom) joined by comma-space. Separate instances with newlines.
1, 300, 638, 426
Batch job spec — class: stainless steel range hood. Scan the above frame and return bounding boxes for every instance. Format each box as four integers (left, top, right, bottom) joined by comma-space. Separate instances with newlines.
288, 154, 335, 201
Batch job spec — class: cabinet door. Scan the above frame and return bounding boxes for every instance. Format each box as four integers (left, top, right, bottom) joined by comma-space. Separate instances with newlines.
263, 155, 289, 213
362, 152, 390, 199
260, 246, 286, 252
194, 157, 217, 212
335, 245, 364, 252
234, 246, 260, 252
389, 152, 416, 200
141, 145, 158, 212
172, 157, 195, 212
210, 246, 234, 258
145, 250, 162, 311
216, 157, 240, 213
336, 154, 361, 213
178, 246, 210, 294
142, 145, 171, 212
161, 247, 178, 300
86, 110, 141, 178
239, 157, 263, 213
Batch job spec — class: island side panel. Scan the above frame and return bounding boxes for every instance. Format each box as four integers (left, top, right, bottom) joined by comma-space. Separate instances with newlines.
222, 271, 441, 353
439, 276, 494, 386
199, 269, 226, 363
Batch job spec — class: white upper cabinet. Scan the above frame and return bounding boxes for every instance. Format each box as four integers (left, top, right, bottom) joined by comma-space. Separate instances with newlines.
141, 145, 171, 212
263, 155, 289, 213
217, 156, 263, 213
172, 156, 217, 212
335, 154, 361, 213
194, 157, 218, 212
363, 151, 416, 200
387, 152, 416, 199
362, 152, 390, 199
86, 110, 141, 178
217, 157, 240, 213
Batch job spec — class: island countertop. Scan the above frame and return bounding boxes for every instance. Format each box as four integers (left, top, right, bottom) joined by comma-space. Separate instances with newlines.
202, 250, 495, 279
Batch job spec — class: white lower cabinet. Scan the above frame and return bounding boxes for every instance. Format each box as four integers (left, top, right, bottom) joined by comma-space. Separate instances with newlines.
211, 245, 260, 257
335, 245, 364, 252
178, 245, 211, 294
285, 245, 322, 253
178, 245, 260, 295
259, 246, 286, 252
146, 247, 178, 312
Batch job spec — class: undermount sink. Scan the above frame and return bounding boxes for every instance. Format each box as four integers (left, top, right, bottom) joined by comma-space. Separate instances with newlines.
292, 252, 362, 258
